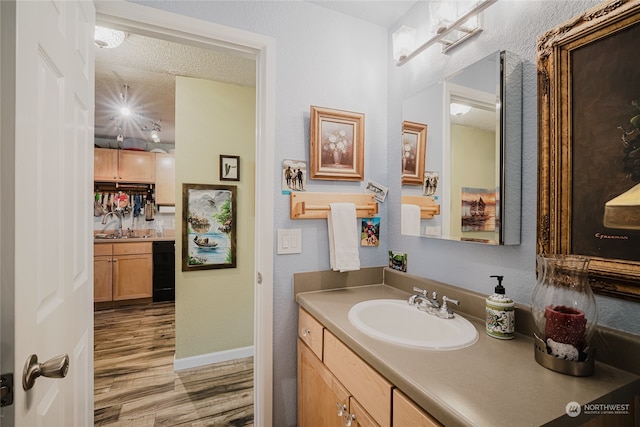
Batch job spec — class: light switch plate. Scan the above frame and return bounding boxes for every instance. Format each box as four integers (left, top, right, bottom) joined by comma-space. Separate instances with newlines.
277, 229, 302, 254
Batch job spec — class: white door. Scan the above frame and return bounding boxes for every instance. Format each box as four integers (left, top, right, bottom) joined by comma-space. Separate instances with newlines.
13, 1, 94, 425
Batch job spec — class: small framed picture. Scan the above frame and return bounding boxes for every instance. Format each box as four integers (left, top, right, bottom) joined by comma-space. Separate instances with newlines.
220, 155, 240, 181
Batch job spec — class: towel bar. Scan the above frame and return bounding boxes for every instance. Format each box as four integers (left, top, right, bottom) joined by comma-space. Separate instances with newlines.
401, 196, 441, 219
290, 192, 378, 219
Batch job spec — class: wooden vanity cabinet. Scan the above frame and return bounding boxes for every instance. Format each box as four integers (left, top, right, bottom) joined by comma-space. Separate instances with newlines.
298, 340, 350, 427
298, 308, 383, 427
393, 389, 441, 427
93, 242, 152, 302
94, 148, 156, 183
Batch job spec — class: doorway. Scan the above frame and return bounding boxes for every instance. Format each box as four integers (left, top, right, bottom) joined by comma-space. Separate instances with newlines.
95, 2, 275, 425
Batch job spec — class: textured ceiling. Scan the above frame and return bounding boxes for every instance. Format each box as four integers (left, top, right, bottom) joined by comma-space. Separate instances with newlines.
95, 31, 256, 147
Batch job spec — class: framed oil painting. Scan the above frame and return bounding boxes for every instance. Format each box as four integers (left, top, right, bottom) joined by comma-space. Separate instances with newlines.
309, 106, 364, 181
401, 120, 427, 185
182, 183, 236, 271
537, 0, 640, 301
220, 155, 240, 181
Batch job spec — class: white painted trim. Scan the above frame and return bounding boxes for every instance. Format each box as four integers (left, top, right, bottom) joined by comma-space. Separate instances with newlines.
173, 346, 254, 371
95, 2, 275, 425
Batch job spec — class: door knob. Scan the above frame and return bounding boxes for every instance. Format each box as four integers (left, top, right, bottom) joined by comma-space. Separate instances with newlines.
22, 354, 69, 391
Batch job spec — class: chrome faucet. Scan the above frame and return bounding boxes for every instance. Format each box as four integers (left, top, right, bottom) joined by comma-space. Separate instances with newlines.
102, 210, 123, 238
408, 287, 460, 319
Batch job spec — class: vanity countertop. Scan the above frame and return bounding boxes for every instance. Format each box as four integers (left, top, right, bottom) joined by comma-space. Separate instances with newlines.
296, 284, 640, 427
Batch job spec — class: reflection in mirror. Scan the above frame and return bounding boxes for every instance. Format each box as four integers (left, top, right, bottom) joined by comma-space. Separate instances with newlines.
401, 50, 522, 245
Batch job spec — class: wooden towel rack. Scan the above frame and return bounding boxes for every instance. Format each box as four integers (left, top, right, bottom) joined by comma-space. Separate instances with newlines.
290, 192, 378, 219
402, 195, 441, 219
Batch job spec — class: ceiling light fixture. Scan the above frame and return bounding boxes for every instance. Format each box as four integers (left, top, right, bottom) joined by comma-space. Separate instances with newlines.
119, 85, 131, 116
394, 0, 497, 66
450, 103, 472, 116
94, 26, 127, 49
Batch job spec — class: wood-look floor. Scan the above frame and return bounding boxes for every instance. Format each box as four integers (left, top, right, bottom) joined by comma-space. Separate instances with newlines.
94, 302, 254, 426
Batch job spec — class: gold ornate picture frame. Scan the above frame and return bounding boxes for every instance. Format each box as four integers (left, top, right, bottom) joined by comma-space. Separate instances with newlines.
309, 106, 364, 181
537, 0, 640, 301
401, 120, 427, 185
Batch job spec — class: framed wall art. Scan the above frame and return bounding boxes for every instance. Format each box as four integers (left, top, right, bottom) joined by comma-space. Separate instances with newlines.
220, 155, 240, 181
537, 0, 640, 301
309, 106, 364, 181
401, 120, 427, 185
182, 183, 236, 271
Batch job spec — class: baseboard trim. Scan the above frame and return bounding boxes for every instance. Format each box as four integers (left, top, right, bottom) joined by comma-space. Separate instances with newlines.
173, 346, 254, 371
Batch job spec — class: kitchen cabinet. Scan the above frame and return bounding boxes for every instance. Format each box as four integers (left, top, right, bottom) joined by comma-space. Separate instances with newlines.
94, 148, 118, 182
155, 153, 175, 205
93, 242, 153, 302
298, 308, 384, 427
94, 148, 156, 183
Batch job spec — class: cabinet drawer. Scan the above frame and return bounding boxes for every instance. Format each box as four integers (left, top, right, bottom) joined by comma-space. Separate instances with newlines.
113, 242, 152, 255
393, 389, 441, 427
324, 331, 392, 426
350, 397, 380, 427
94, 243, 113, 256
298, 308, 324, 359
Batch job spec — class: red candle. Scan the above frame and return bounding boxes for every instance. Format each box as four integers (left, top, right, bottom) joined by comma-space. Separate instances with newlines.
544, 305, 586, 349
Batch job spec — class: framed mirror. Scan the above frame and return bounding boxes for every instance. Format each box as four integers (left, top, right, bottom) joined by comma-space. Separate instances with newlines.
401, 50, 522, 245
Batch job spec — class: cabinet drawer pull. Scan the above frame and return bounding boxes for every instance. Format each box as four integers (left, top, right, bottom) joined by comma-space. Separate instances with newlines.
336, 402, 346, 417
343, 412, 356, 427
301, 328, 311, 337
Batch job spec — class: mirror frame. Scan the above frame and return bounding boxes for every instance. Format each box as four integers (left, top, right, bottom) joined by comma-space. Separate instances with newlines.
537, 1, 640, 302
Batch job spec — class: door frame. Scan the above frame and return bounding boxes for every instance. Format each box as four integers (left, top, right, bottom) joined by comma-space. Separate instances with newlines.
95, 2, 275, 425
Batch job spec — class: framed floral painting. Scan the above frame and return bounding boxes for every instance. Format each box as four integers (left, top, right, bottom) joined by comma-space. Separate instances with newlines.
401, 120, 427, 185
309, 106, 364, 181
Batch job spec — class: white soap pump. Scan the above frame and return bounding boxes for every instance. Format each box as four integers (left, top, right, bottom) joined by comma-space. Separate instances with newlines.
485, 275, 515, 339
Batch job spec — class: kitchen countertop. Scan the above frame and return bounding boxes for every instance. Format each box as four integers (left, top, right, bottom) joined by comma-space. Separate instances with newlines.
296, 284, 640, 427
93, 235, 175, 244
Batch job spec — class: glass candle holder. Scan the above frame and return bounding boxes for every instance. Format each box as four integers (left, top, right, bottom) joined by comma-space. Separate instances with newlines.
531, 255, 598, 375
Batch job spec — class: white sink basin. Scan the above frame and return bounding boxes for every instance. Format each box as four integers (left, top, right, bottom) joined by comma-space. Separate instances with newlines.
348, 299, 479, 350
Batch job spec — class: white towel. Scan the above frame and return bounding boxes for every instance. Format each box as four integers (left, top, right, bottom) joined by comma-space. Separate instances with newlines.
327, 203, 360, 272
401, 204, 421, 236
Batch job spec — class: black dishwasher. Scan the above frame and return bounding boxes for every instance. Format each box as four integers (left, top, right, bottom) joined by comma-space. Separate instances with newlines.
152, 241, 175, 302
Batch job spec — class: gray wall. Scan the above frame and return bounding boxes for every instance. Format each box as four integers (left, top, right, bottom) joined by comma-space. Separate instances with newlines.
135, 2, 640, 426
387, 0, 640, 339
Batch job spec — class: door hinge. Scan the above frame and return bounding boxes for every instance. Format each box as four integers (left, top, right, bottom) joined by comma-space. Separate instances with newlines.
1, 373, 14, 407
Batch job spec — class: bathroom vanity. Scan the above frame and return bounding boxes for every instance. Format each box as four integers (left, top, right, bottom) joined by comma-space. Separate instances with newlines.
295, 267, 640, 426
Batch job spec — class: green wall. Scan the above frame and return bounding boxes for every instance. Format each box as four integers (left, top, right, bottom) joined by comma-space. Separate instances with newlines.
174, 76, 255, 359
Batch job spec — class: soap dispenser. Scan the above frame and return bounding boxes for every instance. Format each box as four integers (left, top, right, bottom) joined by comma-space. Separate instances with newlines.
486, 275, 515, 339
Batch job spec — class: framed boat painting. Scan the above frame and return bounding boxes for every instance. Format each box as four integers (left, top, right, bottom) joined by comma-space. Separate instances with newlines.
182, 183, 237, 271
537, 0, 640, 301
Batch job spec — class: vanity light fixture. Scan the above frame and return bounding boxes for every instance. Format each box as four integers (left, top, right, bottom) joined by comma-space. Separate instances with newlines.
392, 26, 416, 61
394, 0, 497, 66
94, 26, 127, 49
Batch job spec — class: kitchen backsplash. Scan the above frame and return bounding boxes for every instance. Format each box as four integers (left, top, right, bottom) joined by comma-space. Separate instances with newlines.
94, 210, 176, 233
